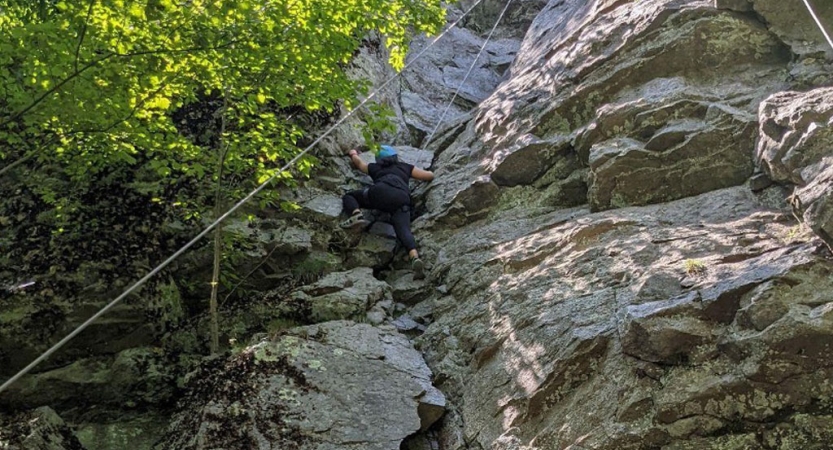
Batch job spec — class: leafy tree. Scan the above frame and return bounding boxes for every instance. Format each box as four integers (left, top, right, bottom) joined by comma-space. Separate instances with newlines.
0, 0, 445, 350
1, 0, 444, 196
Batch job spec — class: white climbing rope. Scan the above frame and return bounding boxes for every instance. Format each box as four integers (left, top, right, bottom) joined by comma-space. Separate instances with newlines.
0, 0, 491, 395
801, 0, 833, 52
422, 0, 514, 150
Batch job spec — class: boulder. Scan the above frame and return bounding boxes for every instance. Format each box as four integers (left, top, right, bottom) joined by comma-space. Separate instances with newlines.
0, 407, 86, 450
281, 268, 391, 322
158, 321, 446, 450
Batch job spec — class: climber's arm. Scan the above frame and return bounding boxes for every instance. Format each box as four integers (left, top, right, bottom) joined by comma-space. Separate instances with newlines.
348, 149, 369, 174
411, 167, 434, 182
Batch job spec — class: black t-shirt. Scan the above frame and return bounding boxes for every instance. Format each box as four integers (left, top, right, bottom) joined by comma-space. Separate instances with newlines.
368, 161, 414, 192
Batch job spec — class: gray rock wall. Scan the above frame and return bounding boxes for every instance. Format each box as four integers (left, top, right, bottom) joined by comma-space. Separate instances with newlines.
758, 87, 833, 250
408, 0, 833, 448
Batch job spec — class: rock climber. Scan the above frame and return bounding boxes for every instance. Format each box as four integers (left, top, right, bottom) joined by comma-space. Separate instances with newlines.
340, 145, 434, 279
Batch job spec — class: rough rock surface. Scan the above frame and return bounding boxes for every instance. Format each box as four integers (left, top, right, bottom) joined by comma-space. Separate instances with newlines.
405, 0, 833, 448
746, 0, 833, 57
72, 413, 166, 450
0, 407, 86, 450
758, 87, 833, 250
401, 27, 519, 143
418, 186, 833, 449
0, 294, 161, 379
158, 321, 445, 450
0, 347, 175, 411
277, 267, 391, 323
425, 0, 798, 225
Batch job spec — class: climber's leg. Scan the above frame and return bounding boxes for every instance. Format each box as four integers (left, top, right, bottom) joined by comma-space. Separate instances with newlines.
391, 206, 425, 279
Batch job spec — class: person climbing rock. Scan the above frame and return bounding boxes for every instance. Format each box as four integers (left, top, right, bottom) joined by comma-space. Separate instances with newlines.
340, 145, 434, 280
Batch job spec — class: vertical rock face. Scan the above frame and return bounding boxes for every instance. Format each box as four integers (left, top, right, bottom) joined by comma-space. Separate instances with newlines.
745, 0, 833, 58
758, 87, 833, 250
410, 0, 833, 449
421, 186, 833, 449
0, 3, 532, 448
425, 0, 801, 225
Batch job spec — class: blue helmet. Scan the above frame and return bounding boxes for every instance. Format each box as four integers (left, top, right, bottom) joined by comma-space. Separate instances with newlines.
376, 145, 398, 164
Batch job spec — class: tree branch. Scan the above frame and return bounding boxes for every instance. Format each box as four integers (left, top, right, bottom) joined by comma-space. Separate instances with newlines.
0, 133, 58, 177
0, 153, 33, 177
0, 39, 240, 129
74, 0, 97, 73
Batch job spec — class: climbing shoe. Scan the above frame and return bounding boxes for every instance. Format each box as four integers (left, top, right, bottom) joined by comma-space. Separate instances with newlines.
339, 211, 369, 230
411, 257, 426, 280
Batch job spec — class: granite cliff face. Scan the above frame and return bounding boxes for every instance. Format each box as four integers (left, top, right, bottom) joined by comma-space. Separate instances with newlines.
4, 0, 833, 449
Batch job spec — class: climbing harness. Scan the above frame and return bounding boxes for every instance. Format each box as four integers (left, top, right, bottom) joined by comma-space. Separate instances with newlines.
0, 0, 494, 395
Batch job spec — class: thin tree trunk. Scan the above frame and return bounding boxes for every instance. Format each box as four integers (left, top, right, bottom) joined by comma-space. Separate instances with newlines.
209, 90, 230, 355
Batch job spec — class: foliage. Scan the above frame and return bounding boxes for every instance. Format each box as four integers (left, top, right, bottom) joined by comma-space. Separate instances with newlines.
0, 0, 444, 205
360, 103, 398, 146
0, 0, 445, 289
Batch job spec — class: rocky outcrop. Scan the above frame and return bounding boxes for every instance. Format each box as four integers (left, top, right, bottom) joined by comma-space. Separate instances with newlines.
0, 1, 528, 440
418, 185, 833, 449
279, 267, 391, 322
425, 0, 799, 226
320, 2, 528, 151
0, 292, 163, 380
742, 0, 833, 58
757, 87, 833, 250
5, 0, 833, 449
405, 0, 833, 448
0, 407, 86, 450
0, 347, 175, 411
159, 321, 445, 450
402, 28, 519, 143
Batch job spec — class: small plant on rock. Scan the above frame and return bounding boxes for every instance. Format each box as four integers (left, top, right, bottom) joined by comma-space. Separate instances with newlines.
781, 224, 809, 244
684, 259, 707, 276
